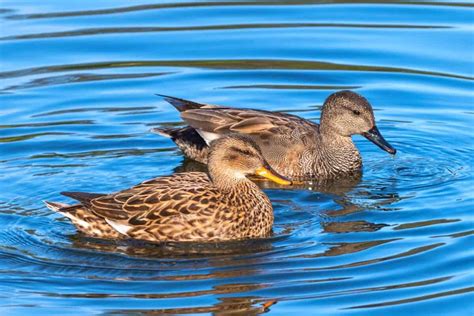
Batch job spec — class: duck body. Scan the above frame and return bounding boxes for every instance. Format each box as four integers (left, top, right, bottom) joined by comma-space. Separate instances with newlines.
47, 173, 273, 242
154, 91, 395, 180
46, 135, 290, 242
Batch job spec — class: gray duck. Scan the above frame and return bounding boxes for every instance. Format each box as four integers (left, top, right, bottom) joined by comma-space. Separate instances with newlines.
45, 135, 291, 242
153, 90, 396, 180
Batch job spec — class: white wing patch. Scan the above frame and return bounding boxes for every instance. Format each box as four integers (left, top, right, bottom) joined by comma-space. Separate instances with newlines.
196, 129, 221, 145
105, 218, 131, 236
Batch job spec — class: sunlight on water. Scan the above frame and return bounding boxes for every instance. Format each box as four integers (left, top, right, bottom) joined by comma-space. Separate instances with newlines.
0, 1, 473, 315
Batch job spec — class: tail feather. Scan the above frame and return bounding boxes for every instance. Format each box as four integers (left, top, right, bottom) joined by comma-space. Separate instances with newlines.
151, 126, 209, 163
152, 126, 206, 148
44, 201, 123, 239
154, 94, 213, 163
44, 201, 69, 212
60, 191, 105, 207
155, 94, 206, 112
150, 127, 176, 138
44, 201, 81, 216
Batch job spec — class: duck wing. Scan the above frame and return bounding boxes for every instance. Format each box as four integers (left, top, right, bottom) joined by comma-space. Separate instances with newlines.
158, 94, 319, 144
181, 107, 319, 147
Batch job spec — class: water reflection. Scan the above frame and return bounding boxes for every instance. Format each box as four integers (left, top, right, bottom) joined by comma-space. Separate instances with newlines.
0, 23, 447, 41
1, 59, 471, 80
4, 1, 472, 21
69, 235, 276, 259
322, 220, 387, 233
107, 298, 277, 315
1, 0, 473, 313
2, 72, 171, 91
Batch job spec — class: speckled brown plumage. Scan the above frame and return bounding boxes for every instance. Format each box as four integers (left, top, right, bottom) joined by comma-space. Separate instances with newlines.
153, 90, 396, 180
45, 135, 291, 242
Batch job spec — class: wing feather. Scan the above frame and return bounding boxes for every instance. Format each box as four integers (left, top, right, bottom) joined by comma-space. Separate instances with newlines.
229, 117, 276, 133
87, 173, 216, 230
180, 107, 318, 152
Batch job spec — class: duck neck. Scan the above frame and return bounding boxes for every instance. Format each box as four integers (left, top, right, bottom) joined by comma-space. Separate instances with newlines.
208, 164, 272, 220
208, 165, 259, 195
306, 129, 362, 178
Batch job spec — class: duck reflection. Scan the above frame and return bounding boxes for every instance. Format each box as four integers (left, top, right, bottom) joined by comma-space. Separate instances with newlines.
69, 233, 275, 259
107, 297, 276, 315
66, 235, 278, 315
322, 220, 388, 233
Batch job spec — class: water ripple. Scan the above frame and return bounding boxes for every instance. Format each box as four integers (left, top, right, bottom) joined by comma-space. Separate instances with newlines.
0, 0, 473, 314
5, 1, 473, 20
1, 59, 472, 81
0, 23, 450, 41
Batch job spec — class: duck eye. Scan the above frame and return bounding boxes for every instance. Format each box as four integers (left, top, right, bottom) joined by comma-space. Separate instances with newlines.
352, 110, 361, 116
230, 146, 254, 157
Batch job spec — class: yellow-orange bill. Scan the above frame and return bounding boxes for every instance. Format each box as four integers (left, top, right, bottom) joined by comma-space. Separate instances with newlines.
255, 166, 292, 185
262, 300, 277, 309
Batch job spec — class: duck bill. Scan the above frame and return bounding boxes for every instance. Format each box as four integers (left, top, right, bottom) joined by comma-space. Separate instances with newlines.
362, 126, 396, 155
255, 164, 292, 185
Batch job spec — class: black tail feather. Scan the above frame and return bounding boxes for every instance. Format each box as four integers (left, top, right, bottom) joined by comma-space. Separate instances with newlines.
61, 191, 106, 207
155, 94, 205, 112
152, 126, 207, 149
150, 127, 178, 138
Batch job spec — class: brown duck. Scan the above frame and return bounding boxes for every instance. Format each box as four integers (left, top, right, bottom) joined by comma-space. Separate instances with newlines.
153, 90, 396, 180
45, 135, 291, 242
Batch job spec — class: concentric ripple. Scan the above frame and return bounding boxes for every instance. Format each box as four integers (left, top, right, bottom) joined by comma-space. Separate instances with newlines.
0, 0, 473, 315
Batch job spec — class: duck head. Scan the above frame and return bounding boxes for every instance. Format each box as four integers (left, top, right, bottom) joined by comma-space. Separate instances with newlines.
208, 135, 292, 185
320, 90, 396, 154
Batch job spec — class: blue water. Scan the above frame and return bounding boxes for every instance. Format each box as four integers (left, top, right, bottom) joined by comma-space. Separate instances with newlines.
1, 1, 473, 315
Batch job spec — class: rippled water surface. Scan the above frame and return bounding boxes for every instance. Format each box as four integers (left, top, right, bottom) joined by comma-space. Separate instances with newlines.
1, 1, 473, 315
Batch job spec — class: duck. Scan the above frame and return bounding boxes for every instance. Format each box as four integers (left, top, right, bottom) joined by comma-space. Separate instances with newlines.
152, 90, 396, 180
45, 135, 291, 242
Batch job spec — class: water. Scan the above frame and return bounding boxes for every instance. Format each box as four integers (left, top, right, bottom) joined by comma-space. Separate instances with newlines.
0, 0, 473, 314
